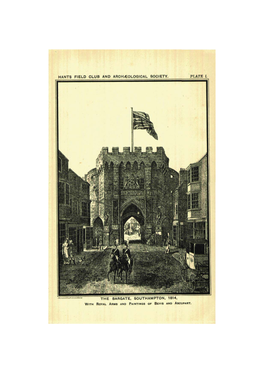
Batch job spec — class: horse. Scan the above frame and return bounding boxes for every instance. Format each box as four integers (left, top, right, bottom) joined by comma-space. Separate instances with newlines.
118, 254, 133, 284
107, 254, 120, 283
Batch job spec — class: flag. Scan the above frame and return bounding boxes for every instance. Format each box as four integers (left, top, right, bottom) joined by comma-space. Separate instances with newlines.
186, 252, 195, 270
133, 111, 158, 140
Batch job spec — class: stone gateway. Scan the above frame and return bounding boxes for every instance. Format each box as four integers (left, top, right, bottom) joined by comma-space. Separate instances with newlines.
85, 146, 179, 246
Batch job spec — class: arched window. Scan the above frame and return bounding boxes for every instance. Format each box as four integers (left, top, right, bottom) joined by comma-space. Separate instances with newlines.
133, 161, 138, 170
151, 161, 157, 170
119, 161, 124, 169
119, 162, 124, 189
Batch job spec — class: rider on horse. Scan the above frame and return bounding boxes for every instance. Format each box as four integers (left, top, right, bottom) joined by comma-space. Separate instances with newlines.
123, 246, 131, 266
111, 246, 121, 265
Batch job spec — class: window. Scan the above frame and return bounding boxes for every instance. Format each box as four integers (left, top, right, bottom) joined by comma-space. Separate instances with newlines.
195, 244, 205, 254
58, 158, 62, 172
81, 202, 88, 216
175, 204, 178, 215
187, 193, 199, 209
59, 182, 64, 204
187, 170, 190, 183
65, 184, 70, 205
173, 225, 177, 241
192, 193, 199, 209
191, 166, 199, 182
194, 222, 206, 239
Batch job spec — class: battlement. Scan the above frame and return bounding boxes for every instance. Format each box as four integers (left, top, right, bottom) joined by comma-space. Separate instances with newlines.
96, 146, 169, 170
100, 146, 165, 156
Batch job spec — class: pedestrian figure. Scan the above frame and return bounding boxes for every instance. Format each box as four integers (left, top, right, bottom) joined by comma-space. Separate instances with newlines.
68, 240, 75, 264
68, 240, 74, 257
165, 234, 170, 254
62, 238, 69, 264
98, 237, 103, 251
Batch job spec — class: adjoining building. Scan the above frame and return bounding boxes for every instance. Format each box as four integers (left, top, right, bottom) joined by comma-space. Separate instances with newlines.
85, 146, 179, 246
58, 150, 91, 255
172, 168, 188, 248
173, 153, 208, 255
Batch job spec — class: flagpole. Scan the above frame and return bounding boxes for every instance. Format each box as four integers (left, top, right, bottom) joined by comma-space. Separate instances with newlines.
131, 107, 134, 152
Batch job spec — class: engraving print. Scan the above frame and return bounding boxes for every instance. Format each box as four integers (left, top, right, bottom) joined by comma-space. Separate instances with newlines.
58, 80, 209, 296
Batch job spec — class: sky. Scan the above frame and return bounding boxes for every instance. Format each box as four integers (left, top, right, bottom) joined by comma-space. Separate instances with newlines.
58, 81, 207, 178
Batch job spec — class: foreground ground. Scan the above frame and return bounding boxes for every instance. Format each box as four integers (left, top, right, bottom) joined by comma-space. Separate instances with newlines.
59, 244, 206, 294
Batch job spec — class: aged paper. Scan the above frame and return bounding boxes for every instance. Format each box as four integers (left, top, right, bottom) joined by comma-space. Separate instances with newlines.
49, 50, 215, 323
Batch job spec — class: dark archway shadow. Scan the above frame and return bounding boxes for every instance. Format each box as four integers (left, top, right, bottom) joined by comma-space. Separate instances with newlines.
93, 216, 103, 246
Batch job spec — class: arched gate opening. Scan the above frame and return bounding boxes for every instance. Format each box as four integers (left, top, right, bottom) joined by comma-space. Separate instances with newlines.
124, 217, 141, 242
120, 204, 145, 244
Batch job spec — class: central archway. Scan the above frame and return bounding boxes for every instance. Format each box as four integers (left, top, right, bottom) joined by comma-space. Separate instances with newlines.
120, 203, 145, 244
93, 217, 103, 246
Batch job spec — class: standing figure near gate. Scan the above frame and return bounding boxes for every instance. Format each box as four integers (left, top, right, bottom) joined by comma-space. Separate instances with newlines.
68, 239, 74, 257
62, 238, 69, 264
165, 233, 171, 254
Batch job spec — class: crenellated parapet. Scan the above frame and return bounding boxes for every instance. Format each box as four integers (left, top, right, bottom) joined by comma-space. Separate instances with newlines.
96, 146, 169, 170
99, 146, 165, 156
